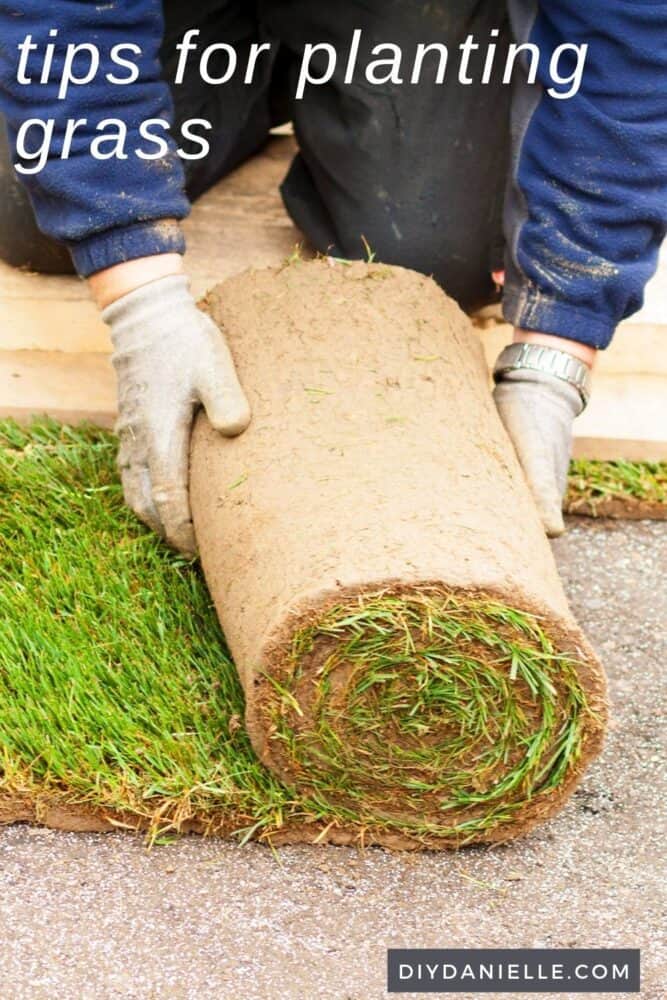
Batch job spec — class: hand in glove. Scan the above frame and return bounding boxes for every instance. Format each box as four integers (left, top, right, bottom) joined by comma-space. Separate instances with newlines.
493, 367, 585, 538
103, 274, 250, 556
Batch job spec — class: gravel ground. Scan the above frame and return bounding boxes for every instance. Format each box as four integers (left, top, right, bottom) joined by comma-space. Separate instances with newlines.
0, 519, 665, 1000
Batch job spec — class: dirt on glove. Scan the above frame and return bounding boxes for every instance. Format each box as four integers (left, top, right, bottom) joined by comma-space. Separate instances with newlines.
189, 260, 608, 850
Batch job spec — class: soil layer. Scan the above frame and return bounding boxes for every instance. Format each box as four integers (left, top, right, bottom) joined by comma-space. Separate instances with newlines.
565, 496, 667, 520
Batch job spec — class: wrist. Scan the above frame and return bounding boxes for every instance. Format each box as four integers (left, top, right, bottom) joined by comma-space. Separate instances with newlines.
513, 329, 596, 369
88, 253, 184, 310
494, 340, 591, 410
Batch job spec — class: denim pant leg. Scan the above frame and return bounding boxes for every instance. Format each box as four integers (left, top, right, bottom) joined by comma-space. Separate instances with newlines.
266, 0, 511, 308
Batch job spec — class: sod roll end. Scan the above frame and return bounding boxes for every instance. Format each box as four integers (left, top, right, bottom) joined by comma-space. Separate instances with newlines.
190, 260, 608, 849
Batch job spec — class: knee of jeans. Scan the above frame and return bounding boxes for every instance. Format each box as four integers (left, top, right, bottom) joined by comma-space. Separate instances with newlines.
335, 208, 495, 310
0, 228, 74, 274
1, 118, 73, 274
0, 197, 74, 274
0, 168, 74, 273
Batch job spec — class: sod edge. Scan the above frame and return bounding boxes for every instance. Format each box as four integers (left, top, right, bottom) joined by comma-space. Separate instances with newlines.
565, 459, 667, 519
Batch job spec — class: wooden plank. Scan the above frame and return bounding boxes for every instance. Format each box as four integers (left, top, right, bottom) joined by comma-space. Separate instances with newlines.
3, 349, 666, 461
572, 374, 667, 460
572, 438, 667, 462
0, 350, 116, 428
0, 282, 110, 353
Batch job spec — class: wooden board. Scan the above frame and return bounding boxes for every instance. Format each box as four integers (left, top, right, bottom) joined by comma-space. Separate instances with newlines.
1, 134, 666, 459
0, 350, 116, 428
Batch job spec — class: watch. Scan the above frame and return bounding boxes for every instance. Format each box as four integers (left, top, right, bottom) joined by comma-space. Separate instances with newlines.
493, 342, 592, 408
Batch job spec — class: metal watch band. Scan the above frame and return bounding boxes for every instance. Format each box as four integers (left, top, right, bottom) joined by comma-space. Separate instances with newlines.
492, 342, 592, 408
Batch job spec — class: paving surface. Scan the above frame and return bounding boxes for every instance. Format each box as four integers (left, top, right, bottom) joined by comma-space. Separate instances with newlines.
1, 519, 665, 1000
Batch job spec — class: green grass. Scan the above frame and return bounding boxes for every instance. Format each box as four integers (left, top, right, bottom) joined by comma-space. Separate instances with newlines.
0, 420, 609, 845
567, 459, 667, 506
266, 593, 590, 839
0, 419, 290, 841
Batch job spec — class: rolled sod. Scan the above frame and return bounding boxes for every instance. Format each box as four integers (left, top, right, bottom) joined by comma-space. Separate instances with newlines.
189, 260, 608, 849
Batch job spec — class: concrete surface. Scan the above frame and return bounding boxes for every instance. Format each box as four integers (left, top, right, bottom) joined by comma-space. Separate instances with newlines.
0, 519, 665, 1000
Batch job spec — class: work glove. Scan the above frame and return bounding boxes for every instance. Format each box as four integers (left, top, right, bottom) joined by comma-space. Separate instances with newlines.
493, 369, 584, 537
103, 274, 250, 556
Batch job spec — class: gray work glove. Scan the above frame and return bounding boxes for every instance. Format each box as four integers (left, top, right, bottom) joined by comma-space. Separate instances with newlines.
493, 369, 584, 537
103, 274, 250, 556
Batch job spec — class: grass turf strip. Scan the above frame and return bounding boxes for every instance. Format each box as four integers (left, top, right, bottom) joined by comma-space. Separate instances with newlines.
0, 419, 282, 842
567, 459, 666, 506
0, 421, 652, 842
